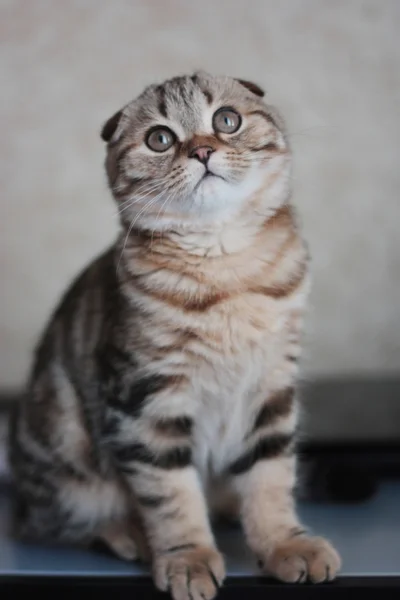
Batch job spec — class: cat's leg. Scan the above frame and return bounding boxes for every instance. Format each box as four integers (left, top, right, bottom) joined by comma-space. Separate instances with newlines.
229, 384, 341, 582
9, 385, 141, 555
232, 447, 341, 582
97, 520, 138, 560
11, 476, 129, 549
13, 469, 150, 562
96, 511, 150, 562
111, 408, 225, 600
122, 464, 224, 600
229, 312, 341, 583
15, 475, 150, 562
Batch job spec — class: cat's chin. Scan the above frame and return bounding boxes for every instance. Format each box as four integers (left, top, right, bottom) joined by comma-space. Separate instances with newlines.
191, 178, 245, 216
191, 170, 263, 214
195, 175, 222, 199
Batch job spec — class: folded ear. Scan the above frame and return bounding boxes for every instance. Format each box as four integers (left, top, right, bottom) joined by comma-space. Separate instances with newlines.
236, 79, 265, 98
101, 109, 123, 142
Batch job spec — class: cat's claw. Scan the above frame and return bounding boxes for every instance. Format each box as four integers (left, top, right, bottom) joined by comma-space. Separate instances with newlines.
259, 535, 341, 584
153, 546, 225, 600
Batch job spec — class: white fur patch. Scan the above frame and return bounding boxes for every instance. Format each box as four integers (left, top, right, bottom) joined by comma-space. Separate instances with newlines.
59, 477, 127, 528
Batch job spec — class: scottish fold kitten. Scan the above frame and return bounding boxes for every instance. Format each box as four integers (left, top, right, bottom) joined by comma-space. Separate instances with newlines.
9, 72, 341, 599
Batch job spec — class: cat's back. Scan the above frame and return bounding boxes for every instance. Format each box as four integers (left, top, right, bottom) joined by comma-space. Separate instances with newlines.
9, 246, 120, 488
30, 246, 118, 380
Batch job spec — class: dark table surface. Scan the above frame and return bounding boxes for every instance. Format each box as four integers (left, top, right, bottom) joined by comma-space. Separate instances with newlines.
1, 481, 399, 578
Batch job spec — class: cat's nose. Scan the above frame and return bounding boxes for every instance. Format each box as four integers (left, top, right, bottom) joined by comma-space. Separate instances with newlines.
189, 145, 215, 165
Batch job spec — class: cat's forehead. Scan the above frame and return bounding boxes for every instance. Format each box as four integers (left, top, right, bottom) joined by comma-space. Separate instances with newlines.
158, 75, 209, 131
132, 73, 255, 137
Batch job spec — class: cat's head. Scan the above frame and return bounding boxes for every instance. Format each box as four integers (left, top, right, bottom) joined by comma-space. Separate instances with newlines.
102, 72, 291, 230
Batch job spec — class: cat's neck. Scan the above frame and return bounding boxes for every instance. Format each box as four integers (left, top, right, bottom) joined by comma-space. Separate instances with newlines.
163, 218, 266, 258
117, 202, 298, 295
120, 198, 291, 259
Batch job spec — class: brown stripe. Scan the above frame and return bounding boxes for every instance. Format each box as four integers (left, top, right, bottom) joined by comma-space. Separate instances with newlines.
202, 89, 213, 104
107, 373, 186, 417
136, 494, 166, 508
174, 290, 229, 312
169, 75, 187, 88
290, 527, 307, 538
236, 79, 265, 98
165, 543, 197, 554
115, 177, 144, 196
252, 387, 295, 433
248, 109, 277, 128
251, 260, 307, 299
287, 354, 298, 362
182, 328, 223, 349
252, 142, 280, 153
164, 289, 229, 312
131, 262, 305, 308
131, 275, 229, 312
114, 442, 191, 469
116, 143, 138, 166
154, 417, 193, 437
228, 433, 294, 475
126, 228, 163, 242
123, 260, 206, 291
191, 74, 213, 104
157, 86, 168, 118
264, 204, 293, 228
112, 183, 131, 199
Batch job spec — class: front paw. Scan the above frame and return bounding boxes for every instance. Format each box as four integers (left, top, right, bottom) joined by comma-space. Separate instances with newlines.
259, 535, 341, 584
153, 545, 225, 600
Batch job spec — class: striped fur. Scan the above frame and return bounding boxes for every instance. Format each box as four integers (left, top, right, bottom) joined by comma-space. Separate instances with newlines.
9, 72, 340, 599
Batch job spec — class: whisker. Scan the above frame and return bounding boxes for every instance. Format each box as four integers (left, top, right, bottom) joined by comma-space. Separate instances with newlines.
152, 188, 178, 250
116, 179, 164, 206
116, 194, 162, 274
116, 175, 182, 219
118, 180, 164, 202
114, 182, 166, 217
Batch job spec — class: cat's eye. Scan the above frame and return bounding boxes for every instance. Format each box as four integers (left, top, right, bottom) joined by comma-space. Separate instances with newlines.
213, 108, 241, 134
146, 127, 176, 152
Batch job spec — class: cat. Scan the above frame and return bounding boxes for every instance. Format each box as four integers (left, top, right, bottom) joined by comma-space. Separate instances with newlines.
9, 71, 341, 599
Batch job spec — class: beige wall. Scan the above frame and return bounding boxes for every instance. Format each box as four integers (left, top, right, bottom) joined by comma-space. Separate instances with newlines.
1, 0, 399, 389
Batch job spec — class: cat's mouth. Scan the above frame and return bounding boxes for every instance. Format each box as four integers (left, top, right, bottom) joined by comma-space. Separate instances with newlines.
194, 169, 225, 192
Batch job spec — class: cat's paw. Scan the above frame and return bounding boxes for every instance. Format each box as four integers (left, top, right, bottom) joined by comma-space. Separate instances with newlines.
153, 545, 225, 600
259, 535, 341, 584
96, 517, 151, 563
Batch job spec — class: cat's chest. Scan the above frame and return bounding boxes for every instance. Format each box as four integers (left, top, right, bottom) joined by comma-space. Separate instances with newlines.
190, 294, 289, 475
192, 292, 289, 383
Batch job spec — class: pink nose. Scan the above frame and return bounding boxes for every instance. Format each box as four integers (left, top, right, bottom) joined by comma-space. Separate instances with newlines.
189, 145, 214, 165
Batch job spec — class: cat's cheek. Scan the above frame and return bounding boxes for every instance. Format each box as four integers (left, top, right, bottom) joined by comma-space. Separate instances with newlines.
184, 160, 207, 183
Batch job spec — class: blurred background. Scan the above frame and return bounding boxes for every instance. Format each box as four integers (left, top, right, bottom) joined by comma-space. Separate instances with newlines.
1, 1, 400, 454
